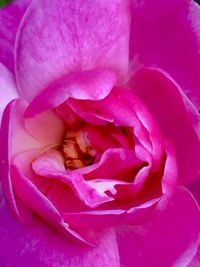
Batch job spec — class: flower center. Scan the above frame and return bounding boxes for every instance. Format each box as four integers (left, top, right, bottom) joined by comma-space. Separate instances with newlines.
63, 130, 96, 170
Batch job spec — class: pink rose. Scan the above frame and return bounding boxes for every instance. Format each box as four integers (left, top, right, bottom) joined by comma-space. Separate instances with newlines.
0, 1, 200, 266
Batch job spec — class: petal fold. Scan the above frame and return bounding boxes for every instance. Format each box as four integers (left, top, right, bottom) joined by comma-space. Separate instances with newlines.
16, 0, 130, 102
131, 67, 200, 185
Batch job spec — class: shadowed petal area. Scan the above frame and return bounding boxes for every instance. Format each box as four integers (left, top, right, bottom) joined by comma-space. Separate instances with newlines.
0, 0, 30, 72
0, 63, 18, 123
116, 187, 200, 267
130, 0, 200, 110
16, 0, 130, 102
0, 200, 120, 267
131, 67, 200, 185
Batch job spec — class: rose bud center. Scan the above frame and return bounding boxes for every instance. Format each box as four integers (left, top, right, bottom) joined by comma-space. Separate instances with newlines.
63, 130, 96, 170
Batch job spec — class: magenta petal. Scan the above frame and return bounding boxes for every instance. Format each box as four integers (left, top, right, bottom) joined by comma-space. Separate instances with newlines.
0, 0, 30, 72
188, 245, 200, 267
187, 176, 200, 206
0, 64, 18, 123
131, 68, 200, 185
116, 187, 200, 267
130, 0, 200, 110
16, 0, 130, 102
32, 149, 112, 208
25, 68, 117, 116
0, 200, 120, 267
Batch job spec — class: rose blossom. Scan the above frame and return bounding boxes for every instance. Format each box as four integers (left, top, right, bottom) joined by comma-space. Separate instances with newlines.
0, 0, 200, 266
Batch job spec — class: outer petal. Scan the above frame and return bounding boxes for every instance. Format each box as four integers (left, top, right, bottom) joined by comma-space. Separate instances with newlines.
0, 99, 43, 221
188, 245, 200, 267
130, 0, 200, 110
131, 67, 200, 185
0, 0, 30, 72
16, 0, 130, 102
116, 187, 200, 267
0, 63, 18, 123
0, 200, 120, 267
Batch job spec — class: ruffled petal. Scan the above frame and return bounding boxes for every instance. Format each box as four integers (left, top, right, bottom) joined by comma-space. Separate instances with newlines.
25, 68, 117, 116
116, 187, 200, 267
16, 0, 130, 102
131, 67, 200, 185
130, 0, 200, 110
31, 149, 113, 208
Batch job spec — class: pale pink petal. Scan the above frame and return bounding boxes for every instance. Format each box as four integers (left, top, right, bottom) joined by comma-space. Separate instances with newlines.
0, 63, 18, 123
25, 68, 117, 116
0, 99, 42, 222
116, 187, 200, 267
0, 200, 120, 267
24, 109, 65, 145
130, 0, 200, 110
131, 68, 200, 185
16, 0, 130, 102
0, 0, 30, 72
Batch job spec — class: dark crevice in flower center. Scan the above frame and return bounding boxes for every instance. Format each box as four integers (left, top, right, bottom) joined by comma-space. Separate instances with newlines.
62, 130, 96, 170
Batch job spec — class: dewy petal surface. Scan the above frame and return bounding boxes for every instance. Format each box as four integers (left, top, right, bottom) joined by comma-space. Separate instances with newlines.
131, 67, 200, 185
0, 0, 30, 72
130, 0, 200, 110
0, 199, 120, 267
16, 0, 130, 102
116, 187, 200, 267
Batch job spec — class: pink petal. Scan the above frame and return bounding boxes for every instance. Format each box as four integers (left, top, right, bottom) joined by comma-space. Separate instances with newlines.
12, 152, 99, 246
130, 0, 200, 110
31, 149, 113, 208
187, 176, 200, 206
0, 200, 120, 267
0, 99, 42, 221
63, 197, 159, 230
83, 148, 143, 181
16, 0, 130, 102
116, 187, 200, 267
188, 244, 200, 267
0, 0, 30, 72
24, 109, 65, 145
131, 68, 200, 185
25, 68, 118, 116
0, 64, 18, 123
113, 87, 164, 172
